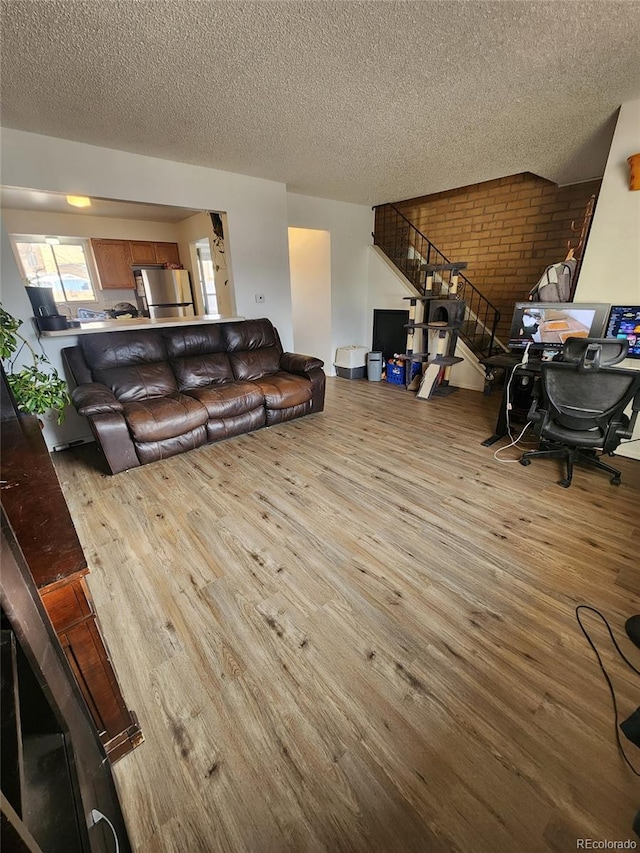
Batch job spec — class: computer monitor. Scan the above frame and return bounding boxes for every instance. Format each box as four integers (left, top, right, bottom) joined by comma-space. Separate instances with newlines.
605, 305, 640, 359
507, 302, 610, 354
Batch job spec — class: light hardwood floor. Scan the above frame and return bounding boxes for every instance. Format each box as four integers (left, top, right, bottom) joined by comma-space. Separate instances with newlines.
53, 377, 640, 853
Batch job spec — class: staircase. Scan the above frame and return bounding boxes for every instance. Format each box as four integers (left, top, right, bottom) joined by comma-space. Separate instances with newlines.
373, 203, 506, 359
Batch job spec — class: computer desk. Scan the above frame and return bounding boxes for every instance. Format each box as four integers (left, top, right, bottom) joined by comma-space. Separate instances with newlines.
479, 353, 545, 446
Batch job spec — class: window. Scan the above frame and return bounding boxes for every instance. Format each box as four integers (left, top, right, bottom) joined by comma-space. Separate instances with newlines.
12, 237, 97, 302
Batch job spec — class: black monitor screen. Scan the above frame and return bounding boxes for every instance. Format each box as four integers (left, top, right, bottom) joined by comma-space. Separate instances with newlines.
508, 302, 609, 352
605, 306, 640, 359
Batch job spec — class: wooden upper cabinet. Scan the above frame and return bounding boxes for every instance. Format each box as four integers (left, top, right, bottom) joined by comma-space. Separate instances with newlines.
91, 239, 181, 289
154, 241, 181, 265
91, 239, 135, 289
129, 240, 157, 265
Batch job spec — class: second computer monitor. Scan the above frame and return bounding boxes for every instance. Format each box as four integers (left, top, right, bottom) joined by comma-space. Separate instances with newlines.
605, 305, 640, 359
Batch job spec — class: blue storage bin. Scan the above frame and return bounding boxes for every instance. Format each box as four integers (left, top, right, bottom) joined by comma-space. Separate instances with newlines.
386, 362, 405, 385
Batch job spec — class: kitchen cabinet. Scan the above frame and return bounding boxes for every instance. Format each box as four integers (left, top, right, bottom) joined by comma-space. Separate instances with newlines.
92, 239, 182, 288
91, 239, 134, 289
0, 403, 143, 763
153, 241, 181, 265
129, 240, 157, 264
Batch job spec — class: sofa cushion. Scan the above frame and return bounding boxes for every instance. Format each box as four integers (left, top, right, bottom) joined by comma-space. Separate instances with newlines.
229, 349, 282, 380
82, 330, 167, 370
223, 319, 282, 380
184, 381, 264, 418
251, 372, 313, 410
161, 326, 234, 388
81, 329, 178, 402
170, 353, 234, 390
122, 393, 208, 442
94, 363, 178, 403
162, 325, 228, 358
223, 319, 280, 352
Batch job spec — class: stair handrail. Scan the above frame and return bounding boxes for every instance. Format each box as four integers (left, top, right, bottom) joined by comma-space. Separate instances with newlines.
373, 203, 505, 357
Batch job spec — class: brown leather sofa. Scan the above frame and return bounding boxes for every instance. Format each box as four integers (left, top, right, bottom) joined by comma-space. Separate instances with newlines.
63, 318, 325, 474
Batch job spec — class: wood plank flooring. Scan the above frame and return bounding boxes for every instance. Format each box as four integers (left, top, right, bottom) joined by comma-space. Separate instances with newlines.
53, 377, 640, 852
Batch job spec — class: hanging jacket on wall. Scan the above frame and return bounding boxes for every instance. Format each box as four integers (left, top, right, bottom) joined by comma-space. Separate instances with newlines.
528, 258, 577, 302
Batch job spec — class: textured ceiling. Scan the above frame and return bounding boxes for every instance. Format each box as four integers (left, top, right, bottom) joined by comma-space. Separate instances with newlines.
1, 1, 639, 205
0, 187, 200, 222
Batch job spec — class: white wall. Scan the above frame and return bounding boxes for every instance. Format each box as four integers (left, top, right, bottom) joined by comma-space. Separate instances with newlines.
288, 228, 332, 369
575, 99, 640, 460
287, 193, 372, 370
1, 208, 180, 243
0, 128, 293, 343
576, 99, 640, 304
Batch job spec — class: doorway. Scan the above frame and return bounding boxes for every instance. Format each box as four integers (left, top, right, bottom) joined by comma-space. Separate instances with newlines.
288, 228, 332, 371
194, 238, 217, 314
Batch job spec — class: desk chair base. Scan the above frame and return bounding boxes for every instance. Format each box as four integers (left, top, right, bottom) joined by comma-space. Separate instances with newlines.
519, 441, 622, 488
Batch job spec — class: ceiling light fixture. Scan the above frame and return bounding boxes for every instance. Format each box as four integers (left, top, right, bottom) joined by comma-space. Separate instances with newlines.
66, 195, 91, 208
45, 236, 60, 245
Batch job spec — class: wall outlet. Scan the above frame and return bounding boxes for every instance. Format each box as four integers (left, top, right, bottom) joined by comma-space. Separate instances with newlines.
255, 294, 265, 303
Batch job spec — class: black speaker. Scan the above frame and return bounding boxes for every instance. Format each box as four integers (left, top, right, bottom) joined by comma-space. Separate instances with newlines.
25, 286, 58, 318
427, 299, 466, 328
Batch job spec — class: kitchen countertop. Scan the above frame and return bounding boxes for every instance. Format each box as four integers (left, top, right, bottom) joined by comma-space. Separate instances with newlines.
39, 314, 245, 337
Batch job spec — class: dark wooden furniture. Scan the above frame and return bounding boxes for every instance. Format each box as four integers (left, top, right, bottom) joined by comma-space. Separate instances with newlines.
0, 410, 142, 761
1, 513, 132, 852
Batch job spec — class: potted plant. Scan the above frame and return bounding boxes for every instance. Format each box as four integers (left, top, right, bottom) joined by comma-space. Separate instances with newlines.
0, 304, 70, 424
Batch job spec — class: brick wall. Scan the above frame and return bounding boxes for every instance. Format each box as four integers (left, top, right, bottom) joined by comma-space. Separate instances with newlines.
385, 173, 601, 344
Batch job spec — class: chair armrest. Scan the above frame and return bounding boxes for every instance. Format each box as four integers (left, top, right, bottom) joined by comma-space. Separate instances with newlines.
280, 352, 324, 375
525, 377, 545, 424
72, 383, 123, 417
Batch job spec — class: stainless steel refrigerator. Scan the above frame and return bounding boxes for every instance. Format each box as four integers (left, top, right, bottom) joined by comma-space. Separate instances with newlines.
135, 269, 195, 318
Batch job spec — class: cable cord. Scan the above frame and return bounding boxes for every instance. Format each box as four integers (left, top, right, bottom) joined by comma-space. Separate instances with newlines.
505, 345, 532, 443
90, 809, 120, 853
493, 420, 534, 462
575, 605, 640, 776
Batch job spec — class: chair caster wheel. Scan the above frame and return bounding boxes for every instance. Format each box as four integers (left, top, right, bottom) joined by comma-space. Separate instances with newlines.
519, 458, 531, 466
559, 478, 571, 488
610, 476, 621, 486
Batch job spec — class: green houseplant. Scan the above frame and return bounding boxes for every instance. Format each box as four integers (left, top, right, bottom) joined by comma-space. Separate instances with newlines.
0, 304, 70, 424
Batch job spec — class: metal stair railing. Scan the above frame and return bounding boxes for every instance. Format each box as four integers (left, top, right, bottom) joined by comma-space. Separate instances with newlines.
373, 202, 505, 358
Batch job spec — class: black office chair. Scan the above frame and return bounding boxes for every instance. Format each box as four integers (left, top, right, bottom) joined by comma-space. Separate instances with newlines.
519, 338, 640, 488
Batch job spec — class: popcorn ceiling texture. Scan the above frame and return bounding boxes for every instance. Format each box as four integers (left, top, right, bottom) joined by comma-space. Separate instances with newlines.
1, 1, 638, 204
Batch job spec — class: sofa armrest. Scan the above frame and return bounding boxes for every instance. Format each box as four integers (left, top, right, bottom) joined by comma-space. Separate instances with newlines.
72, 383, 123, 417
280, 352, 325, 375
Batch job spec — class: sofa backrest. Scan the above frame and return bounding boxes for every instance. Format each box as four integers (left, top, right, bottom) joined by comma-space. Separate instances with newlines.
161, 325, 235, 390
74, 319, 283, 398
80, 330, 178, 402
222, 319, 282, 381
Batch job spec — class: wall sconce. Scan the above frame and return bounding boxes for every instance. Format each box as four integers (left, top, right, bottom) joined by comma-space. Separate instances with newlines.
628, 154, 640, 191
66, 194, 91, 208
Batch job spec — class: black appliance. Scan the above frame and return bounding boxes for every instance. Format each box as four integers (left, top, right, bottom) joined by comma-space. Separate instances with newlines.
24, 286, 68, 331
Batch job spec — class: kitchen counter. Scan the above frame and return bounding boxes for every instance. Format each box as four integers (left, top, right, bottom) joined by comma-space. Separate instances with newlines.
39, 314, 245, 337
